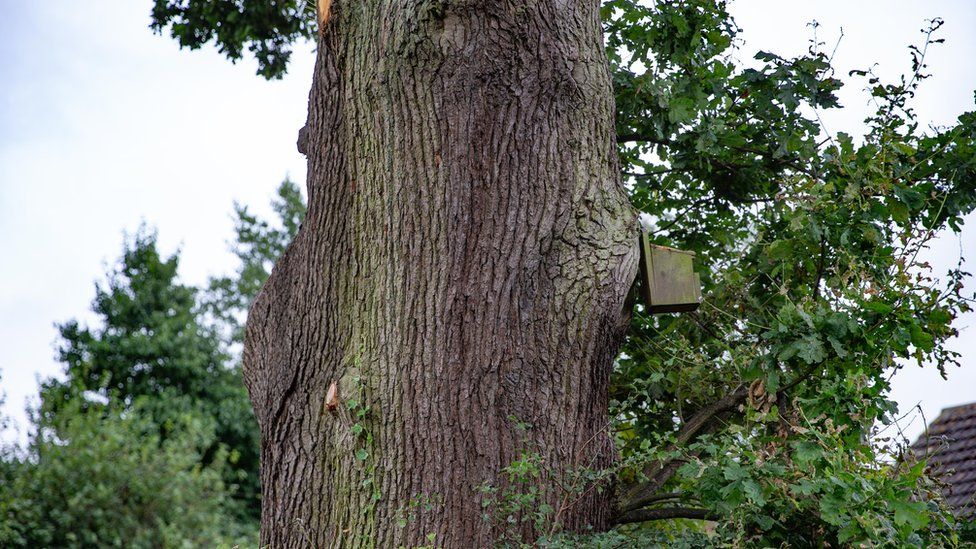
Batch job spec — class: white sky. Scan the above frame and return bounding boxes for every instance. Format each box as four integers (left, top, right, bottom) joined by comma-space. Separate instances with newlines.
0, 1, 973, 444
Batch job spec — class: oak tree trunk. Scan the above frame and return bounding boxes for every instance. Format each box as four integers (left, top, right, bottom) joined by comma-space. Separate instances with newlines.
243, 1, 637, 546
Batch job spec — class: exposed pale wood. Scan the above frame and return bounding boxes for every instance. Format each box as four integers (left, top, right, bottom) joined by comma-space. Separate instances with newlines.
317, 0, 331, 27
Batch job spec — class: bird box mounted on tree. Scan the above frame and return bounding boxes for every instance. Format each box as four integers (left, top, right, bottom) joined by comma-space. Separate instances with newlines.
639, 231, 702, 314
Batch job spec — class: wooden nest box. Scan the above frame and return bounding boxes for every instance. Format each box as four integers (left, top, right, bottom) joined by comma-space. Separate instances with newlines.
639, 232, 702, 314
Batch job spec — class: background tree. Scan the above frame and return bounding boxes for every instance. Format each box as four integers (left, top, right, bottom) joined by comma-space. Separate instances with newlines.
0, 399, 254, 548
37, 182, 307, 521
150, 0, 976, 546
1, 183, 307, 547
206, 178, 307, 350
38, 228, 261, 518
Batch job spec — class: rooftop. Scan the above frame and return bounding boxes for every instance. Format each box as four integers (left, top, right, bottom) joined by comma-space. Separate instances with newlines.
912, 401, 976, 517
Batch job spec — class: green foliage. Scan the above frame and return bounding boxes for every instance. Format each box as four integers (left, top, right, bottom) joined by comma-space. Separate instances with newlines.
542, 529, 710, 549
606, 3, 976, 546
962, 521, 976, 544
37, 226, 263, 519
1, 182, 307, 544
479, 451, 554, 546
149, 0, 317, 79
32, 182, 307, 524
0, 401, 256, 548
44, 227, 225, 409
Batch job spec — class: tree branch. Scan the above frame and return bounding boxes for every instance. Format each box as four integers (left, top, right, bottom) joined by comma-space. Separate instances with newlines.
617, 130, 819, 178
613, 506, 718, 526
617, 132, 670, 145
615, 385, 749, 514
637, 491, 688, 505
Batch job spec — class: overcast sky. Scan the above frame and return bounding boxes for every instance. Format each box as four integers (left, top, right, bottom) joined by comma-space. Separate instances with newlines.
1, 1, 974, 443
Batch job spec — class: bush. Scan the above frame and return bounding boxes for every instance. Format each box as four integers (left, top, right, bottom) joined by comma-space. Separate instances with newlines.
0, 401, 257, 548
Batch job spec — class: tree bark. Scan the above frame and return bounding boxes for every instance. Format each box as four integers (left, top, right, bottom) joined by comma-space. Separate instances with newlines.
243, 1, 637, 546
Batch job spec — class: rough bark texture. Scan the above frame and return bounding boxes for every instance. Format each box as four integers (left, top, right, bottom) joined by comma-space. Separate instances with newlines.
243, 1, 637, 546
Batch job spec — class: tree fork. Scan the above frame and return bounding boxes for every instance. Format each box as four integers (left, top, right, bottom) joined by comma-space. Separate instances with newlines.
243, 1, 638, 546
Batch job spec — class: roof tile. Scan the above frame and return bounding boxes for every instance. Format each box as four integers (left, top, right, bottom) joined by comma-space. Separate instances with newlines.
912, 401, 976, 517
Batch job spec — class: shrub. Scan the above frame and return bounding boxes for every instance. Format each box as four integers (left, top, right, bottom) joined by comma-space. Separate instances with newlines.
0, 401, 257, 548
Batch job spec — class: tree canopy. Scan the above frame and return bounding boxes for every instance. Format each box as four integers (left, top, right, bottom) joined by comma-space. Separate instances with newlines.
37, 227, 263, 520
149, 0, 316, 79
602, 3, 976, 545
